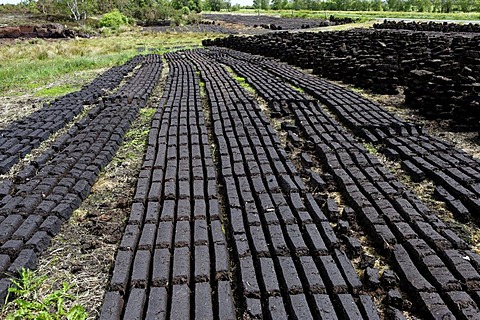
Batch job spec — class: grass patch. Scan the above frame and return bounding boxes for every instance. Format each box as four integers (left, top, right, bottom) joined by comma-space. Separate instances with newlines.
224, 66, 257, 95
35, 84, 78, 98
115, 107, 157, 163
0, 29, 224, 96
1, 269, 87, 320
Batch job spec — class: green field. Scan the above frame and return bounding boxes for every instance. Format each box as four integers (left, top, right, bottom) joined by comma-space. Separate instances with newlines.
0, 29, 221, 96
233, 9, 480, 21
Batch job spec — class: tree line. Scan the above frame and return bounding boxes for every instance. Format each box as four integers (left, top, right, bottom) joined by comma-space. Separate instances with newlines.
3, 0, 480, 23
265, 0, 480, 13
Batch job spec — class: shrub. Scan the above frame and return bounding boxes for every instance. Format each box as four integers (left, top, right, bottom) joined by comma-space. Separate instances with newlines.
181, 6, 191, 15
98, 10, 129, 29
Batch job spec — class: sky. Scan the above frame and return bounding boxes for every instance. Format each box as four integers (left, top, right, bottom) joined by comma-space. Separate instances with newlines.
0, 0, 22, 4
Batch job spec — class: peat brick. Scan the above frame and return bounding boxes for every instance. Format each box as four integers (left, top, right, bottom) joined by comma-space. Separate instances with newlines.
214, 243, 229, 279
260, 258, 281, 294
72, 180, 91, 201
0, 240, 23, 257
174, 221, 190, 248
25, 231, 51, 253
319, 255, 348, 293
218, 281, 236, 320
304, 223, 329, 255
119, 225, 140, 251
194, 219, 209, 246
278, 256, 302, 294
145, 202, 160, 224
99, 291, 124, 320
313, 294, 336, 319
155, 221, 173, 249
160, 200, 175, 221
128, 202, 145, 225
12, 215, 43, 240
8, 248, 36, 274
381, 269, 399, 288
123, 288, 146, 320
386, 289, 404, 309
291, 294, 314, 319
110, 250, 133, 292
300, 256, 325, 293
246, 298, 262, 319
268, 224, 289, 255
286, 224, 309, 255
138, 223, 156, 251
358, 295, 381, 320
442, 249, 480, 291
39, 216, 62, 236
239, 256, 260, 297
195, 282, 214, 319
418, 292, 455, 319
335, 294, 363, 319
333, 249, 363, 293
0, 214, 24, 244
131, 250, 151, 288
194, 245, 210, 282
364, 267, 381, 289
249, 226, 269, 257
172, 247, 190, 284
393, 245, 435, 293
152, 248, 171, 287
170, 284, 190, 319
269, 296, 288, 318
145, 287, 168, 319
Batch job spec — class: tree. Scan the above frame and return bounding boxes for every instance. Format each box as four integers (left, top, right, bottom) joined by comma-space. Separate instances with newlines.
35, 0, 94, 20
206, 0, 223, 10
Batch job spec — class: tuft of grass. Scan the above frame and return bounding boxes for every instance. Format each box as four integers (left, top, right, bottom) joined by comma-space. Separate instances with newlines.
115, 107, 157, 163
224, 66, 257, 95
363, 142, 380, 155
2, 268, 87, 320
290, 84, 305, 93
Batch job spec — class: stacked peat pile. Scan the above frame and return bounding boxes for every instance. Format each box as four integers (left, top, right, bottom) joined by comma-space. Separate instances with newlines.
374, 20, 480, 33
0, 24, 80, 39
201, 13, 345, 30
403, 36, 480, 129
204, 29, 480, 130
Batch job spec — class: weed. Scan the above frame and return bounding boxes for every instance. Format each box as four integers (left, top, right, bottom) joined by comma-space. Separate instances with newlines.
363, 142, 379, 155
290, 84, 304, 93
2, 268, 87, 320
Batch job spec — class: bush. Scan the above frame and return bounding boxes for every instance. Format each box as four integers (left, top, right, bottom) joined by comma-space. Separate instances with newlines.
181, 6, 191, 15
98, 10, 129, 29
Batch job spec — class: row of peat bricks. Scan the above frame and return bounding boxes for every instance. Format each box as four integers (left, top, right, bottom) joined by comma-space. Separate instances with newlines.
374, 20, 480, 33
202, 47, 480, 319
0, 54, 163, 301
100, 52, 237, 319
203, 29, 480, 131
191, 49, 379, 319
213, 47, 480, 227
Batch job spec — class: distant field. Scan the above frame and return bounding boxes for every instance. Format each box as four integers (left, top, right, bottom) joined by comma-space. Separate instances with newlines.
0, 30, 221, 95
231, 9, 480, 21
